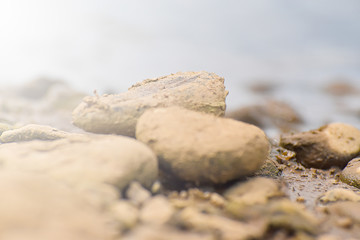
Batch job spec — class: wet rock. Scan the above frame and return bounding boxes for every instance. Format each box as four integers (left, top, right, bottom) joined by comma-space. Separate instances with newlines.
0, 134, 158, 191
224, 177, 285, 206
136, 107, 270, 185
140, 195, 174, 225
174, 207, 267, 240
73, 71, 228, 137
0, 124, 71, 143
340, 157, 360, 188
126, 181, 152, 206
226, 100, 302, 132
280, 123, 360, 169
319, 188, 360, 203
0, 172, 116, 240
122, 225, 214, 240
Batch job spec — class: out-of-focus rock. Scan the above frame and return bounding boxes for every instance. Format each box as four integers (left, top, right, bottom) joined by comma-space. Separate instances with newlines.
0, 134, 158, 191
248, 81, 278, 94
325, 201, 360, 225
72, 71, 228, 137
226, 99, 302, 132
110, 200, 139, 231
0, 172, 116, 240
254, 158, 282, 177
0, 124, 71, 143
340, 157, 360, 188
1, 78, 86, 132
18, 77, 64, 99
0, 122, 13, 136
122, 225, 214, 240
319, 188, 360, 203
168, 188, 226, 214
280, 123, 360, 169
317, 235, 341, 240
125, 181, 152, 207
265, 199, 319, 234
224, 177, 285, 206
139, 195, 174, 225
136, 107, 270, 185
323, 79, 359, 97
226, 198, 319, 235
174, 207, 267, 240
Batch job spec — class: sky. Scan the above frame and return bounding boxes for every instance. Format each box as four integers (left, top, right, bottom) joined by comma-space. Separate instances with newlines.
0, 0, 359, 95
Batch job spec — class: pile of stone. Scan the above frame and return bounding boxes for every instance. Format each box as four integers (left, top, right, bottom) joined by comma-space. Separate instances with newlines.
0, 71, 360, 239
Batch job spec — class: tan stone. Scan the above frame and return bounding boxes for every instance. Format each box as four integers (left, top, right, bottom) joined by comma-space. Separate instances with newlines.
340, 157, 360, 188
140, 195, 174, 225
0, 122, 13, 136
125, 181, 152, 206
280, 123, 360, 169
224, 177, 285, 206
0, 172, 116, 240
319, 188, 360, 203
0, 134, 158, 191
122, 225, 214, 240
136, 107, 269, 184
72, 71, 228, 137
110, 200, 139, 231
0, 124, 71, 143
325, 201, 360, 224
175, 207, 266, 240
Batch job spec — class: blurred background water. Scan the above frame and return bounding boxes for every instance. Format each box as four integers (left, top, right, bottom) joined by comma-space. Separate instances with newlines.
0, 0, 360, 134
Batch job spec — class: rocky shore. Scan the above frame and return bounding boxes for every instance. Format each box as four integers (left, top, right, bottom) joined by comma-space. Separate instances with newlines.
0, 72, 360, 239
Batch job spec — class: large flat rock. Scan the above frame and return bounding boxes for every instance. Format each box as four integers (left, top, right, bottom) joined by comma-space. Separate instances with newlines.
0, 134, 158, 191
72, 71, 228, 137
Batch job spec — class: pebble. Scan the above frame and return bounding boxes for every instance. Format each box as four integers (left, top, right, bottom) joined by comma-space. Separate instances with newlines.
136, 106, 270, 185
175, 207, 267, 240
0, 134, 158, 191
72, 71, 228, 137
0, 124, 71, 143
325, 201, 360, 224
139, 195, 174, 225
319, 188, 360, 203
264, 199, 320, 234
126, 181, 152, 207
280, 123, 360, 169
110, 200, 139, 231
122, 225, 214, 240
226, 198, 320, 236
0, 122, 13, 136
224, 177, 284, 206
340, 157, 360, 188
